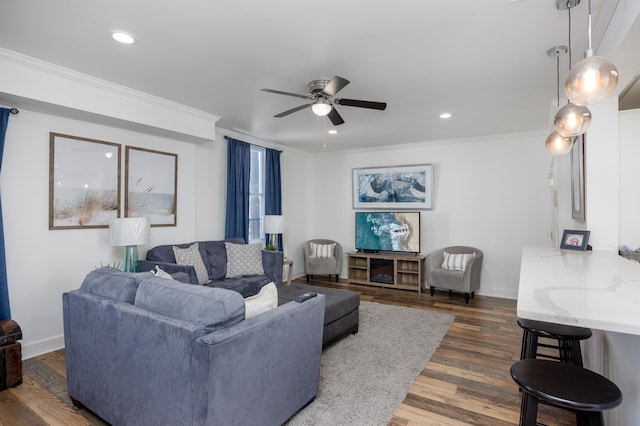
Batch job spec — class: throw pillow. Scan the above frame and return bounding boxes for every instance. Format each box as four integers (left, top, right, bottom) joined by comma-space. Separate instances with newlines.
310, 242, 336, 258
173, 243, 209, 284
441, 252, 474, 271
225, 242, 265, 278
153, 266, 174, 280
244, 282, 278, 318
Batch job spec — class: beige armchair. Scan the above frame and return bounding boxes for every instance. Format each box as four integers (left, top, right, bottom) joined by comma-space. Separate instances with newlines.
303, 239, 343, 282
425, 246, 483, 304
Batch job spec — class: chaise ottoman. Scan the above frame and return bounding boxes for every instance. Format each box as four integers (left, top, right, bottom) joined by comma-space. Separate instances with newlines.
279, 283, 359, 347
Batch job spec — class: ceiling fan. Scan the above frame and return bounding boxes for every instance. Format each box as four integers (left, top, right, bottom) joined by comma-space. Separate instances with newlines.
260, 76, 387, 126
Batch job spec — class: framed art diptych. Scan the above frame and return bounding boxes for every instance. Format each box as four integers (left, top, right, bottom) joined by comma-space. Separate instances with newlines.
49, 133, 121, 230
125, 146, 177, 227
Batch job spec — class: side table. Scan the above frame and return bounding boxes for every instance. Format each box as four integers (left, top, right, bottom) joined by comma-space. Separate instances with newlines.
283, 258, 293, 286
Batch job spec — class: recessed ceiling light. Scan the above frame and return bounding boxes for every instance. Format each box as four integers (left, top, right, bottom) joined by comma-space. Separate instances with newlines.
111, 31, 135, 44
439, 112, 453, 119
328, 129, 338, 134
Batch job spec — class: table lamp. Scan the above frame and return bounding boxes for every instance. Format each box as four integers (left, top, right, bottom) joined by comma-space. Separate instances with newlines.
263, 215, 284, 251
110, 217, 150, 272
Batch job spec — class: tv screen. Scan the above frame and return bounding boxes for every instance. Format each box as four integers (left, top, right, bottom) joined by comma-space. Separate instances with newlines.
355, 211, 420, 253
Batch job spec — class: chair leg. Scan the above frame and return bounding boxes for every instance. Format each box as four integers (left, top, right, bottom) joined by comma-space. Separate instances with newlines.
464, 292, 470, 304
471, 291, 475, 298
335, 274, 339, 282
429, 286, 435, 296
520, 392, 539, 426
306, 275, 310, 283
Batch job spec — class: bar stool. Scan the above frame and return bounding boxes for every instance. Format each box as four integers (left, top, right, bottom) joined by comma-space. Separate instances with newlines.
517, 318, 592, 366
511, 359, 622, 426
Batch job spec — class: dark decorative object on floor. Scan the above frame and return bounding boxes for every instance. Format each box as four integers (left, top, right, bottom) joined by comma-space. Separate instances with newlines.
0, 319, 22, 391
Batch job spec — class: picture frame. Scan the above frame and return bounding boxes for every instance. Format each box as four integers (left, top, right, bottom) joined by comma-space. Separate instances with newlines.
125, 146, 178, 227
571, 134, 585, 222
352, 164, 434, 210
49, 133, 121, 230
560, 229, 590, 251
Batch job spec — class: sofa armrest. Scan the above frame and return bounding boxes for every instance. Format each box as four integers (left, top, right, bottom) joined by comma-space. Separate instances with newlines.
193, 294, 325, 425
261, 250, 283, 287
138, 260, 198, 284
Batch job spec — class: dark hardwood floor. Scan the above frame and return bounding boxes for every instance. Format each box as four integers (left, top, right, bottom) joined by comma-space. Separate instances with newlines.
0, 276, 574, 425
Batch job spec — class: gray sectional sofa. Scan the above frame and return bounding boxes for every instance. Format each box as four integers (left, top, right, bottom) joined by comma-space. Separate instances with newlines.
138, 238, 283, 294
63, 267, 325, 426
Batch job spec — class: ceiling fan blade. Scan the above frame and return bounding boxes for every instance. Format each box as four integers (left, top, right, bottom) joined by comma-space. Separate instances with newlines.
274, 103, 312, 117
335, 98, 387, 110
322, 76, 350, 97
327, 107, 345, 126
261, 88, 312, 100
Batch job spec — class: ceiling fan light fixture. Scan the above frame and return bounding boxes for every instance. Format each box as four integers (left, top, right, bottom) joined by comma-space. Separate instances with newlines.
311, 101, 332, 117
545, 131, 574, 155
554, 102, 591, 136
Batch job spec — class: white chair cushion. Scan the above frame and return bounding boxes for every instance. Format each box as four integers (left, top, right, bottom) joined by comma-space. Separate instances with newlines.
441, 252, 474, 272
310, 242, 336, 258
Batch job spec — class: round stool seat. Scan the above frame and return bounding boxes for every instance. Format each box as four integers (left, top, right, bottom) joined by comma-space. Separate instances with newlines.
517, 318, 592, 366
511, 359, 622, 412
517, 318, 592, 341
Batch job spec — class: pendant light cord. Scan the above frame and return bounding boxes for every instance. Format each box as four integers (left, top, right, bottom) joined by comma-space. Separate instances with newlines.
556, 54, 561, 107
568, 5, 572, 68
587, 0, 593, 52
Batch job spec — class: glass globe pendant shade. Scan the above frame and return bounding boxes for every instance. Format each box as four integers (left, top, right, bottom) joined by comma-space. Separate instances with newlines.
545, 131, 574, 155
553, 103, 591, 137
564, 54, 619, 106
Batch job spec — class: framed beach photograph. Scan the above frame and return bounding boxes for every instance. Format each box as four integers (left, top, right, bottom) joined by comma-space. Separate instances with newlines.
353, 164, 434, 209
49, 133, 121, 230
560, 229, 590, 251
125, 146, 177, 227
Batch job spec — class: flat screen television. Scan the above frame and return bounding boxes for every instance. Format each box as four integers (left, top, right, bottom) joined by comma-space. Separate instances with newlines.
355, 211, 420, 254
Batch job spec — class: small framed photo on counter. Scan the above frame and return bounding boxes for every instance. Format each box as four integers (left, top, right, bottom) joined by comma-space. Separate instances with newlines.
560, 229, 590, 251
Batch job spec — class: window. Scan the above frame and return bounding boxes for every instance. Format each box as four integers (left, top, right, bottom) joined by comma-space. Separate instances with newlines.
248, 146, 265, 243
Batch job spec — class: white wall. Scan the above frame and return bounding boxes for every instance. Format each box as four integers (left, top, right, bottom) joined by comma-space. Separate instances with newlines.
2, 109, 199, 358
306, 132, 553, 299
619, 109, 640, 247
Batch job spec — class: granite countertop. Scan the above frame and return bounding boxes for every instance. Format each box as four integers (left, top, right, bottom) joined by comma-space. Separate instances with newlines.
518, 247, 640, 335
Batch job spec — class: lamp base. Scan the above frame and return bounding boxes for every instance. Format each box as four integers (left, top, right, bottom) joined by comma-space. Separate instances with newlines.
123, 245, 140, 272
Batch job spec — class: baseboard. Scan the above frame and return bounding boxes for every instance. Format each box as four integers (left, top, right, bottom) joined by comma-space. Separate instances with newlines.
21, 334, 65, 360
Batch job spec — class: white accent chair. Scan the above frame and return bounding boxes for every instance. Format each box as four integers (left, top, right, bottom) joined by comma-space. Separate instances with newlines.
425, 246, 483, 304
303, 239, 343, 282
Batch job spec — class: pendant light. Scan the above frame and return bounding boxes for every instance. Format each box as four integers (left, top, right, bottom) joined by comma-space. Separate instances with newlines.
552, 4, 591, 137
564, 0, 618, 105
546, 131, 574, 155
546, 45, 575, 155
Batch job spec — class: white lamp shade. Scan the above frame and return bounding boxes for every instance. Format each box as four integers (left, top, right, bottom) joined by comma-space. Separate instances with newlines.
545, 131, 574, 155
564, 55, 619, 106
263, 215, 284, 234
553, 103, 591, 137
311, 102, 332, 117
110, 217, 150, 246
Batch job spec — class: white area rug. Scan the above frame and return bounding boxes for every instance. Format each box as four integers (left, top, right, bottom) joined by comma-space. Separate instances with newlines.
287, 301, 455, 426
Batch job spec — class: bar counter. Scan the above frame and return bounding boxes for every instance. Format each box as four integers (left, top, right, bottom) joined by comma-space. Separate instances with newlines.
517, 246, 640, 336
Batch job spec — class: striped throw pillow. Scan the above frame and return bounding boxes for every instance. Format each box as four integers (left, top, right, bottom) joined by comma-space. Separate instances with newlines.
310, 242, 336, 258
441, 252, 474, 271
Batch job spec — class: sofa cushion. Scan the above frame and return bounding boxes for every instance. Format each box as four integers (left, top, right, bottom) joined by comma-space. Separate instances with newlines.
224, 242, 264, 278
135, 277, 245, 331
173, 243, 209, 284
81, 267, 154, 304
209, 274, 272, 298
203, 238, 244, 281
244, 282, 278, 318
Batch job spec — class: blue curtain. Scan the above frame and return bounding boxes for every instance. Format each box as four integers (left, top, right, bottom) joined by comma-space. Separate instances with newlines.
265, 148, 282, 250
224, 138, 251, 242
0, 108, 11, 320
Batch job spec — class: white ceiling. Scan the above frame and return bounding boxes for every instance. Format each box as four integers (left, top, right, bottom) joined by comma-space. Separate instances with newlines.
0, 0, 635, 153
